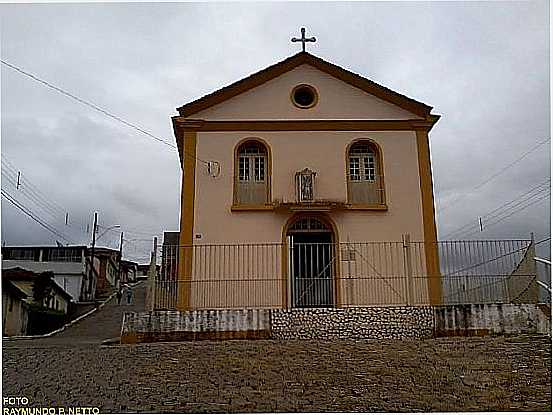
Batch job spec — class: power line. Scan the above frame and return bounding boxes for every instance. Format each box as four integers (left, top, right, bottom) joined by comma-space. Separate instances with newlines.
1, 188, 73, 243
1, 164, 65, 218
475, 191, 549, 232
455, 194, 549, 240
443, 180, 550, 239
481, 180, 550, 219
438, 137, 550, 213
447, 189, 550, 240
97, 223, 162, 238
2, 155, 67, 216
1, 158, 90, 242
450, 190, 550, 240
1, 168, 62, 221
1, 59, 210, 165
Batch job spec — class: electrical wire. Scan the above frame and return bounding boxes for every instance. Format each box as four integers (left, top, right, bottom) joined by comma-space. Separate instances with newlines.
450, 190, 550, 240
443, 180, 550, 239
1, 188, 73, 243
2, 155, 67, 216
1, 168, 62, 221
438, 137, 550, 213
1, 59, 211, 166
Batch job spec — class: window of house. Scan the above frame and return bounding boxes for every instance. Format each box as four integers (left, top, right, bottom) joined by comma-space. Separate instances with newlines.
347, 141, 384, 205
3, 248, 37, 261
43, 247, 83, 263
234, 141, 269, 206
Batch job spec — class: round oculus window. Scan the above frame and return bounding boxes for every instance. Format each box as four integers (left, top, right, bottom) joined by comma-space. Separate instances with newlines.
291, 84, 318, 108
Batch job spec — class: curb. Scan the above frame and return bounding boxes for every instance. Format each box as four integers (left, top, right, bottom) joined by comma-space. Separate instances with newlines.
100, 337, 120, 346
2, 281, 144, 341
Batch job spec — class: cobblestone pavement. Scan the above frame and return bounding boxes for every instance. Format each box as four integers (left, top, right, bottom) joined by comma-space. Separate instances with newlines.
2, 334, 551, 413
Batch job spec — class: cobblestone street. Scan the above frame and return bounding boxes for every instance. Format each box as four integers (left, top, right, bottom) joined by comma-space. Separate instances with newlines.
2, 281, 551, 412
3, 333, 551, 413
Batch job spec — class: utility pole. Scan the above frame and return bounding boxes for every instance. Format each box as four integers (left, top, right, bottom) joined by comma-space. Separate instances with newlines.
88, 212, 98, 299
148, 236, 158, 311
117, 232, 124, 289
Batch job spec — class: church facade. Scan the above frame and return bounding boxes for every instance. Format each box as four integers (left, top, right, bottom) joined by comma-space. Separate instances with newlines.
171, 52, 441, 311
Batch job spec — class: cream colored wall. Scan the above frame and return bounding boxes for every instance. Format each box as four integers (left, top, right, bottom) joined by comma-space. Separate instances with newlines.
192, 65, 421, 121
193, 130, 425, 245
186, 130, 428, 308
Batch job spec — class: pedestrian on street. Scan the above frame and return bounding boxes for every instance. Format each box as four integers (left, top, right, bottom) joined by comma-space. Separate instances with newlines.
116, 287, 122, 305
126, 286, 133, 305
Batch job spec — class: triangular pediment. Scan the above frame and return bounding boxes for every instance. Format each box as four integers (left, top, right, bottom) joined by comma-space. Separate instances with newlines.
177, 52, 435, 121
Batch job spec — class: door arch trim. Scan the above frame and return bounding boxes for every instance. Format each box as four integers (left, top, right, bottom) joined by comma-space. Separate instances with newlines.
280, 213, 341, 308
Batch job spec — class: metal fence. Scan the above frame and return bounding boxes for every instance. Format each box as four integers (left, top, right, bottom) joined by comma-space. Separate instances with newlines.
149, 239, 543, 310
535, 256, 552, 303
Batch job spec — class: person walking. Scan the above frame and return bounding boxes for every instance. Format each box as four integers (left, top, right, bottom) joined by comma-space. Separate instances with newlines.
126, 286, 133, 305
116, 287, 123, 305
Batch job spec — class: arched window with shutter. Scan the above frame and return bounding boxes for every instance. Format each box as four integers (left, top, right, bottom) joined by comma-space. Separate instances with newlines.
234, 139, 271, 206
347, 140, 385, 205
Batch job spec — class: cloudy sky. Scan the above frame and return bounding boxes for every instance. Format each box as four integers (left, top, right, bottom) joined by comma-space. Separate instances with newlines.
1, 1, 550, 262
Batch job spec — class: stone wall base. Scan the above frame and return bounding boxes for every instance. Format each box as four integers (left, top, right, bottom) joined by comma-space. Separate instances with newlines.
434, 303, 551, 337
271, 307, 434, 340
120, 304, 551, 344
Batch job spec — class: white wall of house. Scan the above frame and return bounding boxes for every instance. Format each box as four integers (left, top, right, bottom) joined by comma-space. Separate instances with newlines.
2, 260, 84, 300
52, 274, 82, 304
1, 258, 100, 303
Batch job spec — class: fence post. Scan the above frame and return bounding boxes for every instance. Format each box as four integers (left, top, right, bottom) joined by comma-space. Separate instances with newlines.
147, 237, 158, 311
403, 234, 414, 306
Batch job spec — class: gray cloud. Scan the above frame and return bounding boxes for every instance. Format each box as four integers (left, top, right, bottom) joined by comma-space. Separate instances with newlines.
1, 1, 550, 262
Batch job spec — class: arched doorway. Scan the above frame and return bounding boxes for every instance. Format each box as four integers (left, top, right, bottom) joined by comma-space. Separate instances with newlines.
285, 215, 336, 308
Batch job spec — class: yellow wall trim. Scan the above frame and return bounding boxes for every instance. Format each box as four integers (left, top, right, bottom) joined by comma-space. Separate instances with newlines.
415, 130, 442, 305
177, 130, 197, 310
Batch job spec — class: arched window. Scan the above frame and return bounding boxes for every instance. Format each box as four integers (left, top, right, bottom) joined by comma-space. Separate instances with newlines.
234, 140, 270, 206
347, 140, 385, 205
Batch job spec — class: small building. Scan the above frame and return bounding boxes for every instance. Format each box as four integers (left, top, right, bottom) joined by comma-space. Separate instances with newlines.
2, 268, 73, 336
93, 247, 121, 297
161, 231, 179, 280
136, 264, 159, 280
137, 264, 150, 279
2, 246, 99, 303
120, 260, 138, 284
2, 279, 29, 336
3, 267, 72, 314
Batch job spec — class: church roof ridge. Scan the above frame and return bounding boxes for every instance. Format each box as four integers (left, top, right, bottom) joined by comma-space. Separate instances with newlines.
176, 51, 435, 119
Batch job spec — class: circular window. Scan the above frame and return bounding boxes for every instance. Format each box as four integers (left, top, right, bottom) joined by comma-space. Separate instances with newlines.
291, 84, 318, 109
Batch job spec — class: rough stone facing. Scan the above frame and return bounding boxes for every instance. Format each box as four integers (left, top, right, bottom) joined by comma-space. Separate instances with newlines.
271, 307, 434, 340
